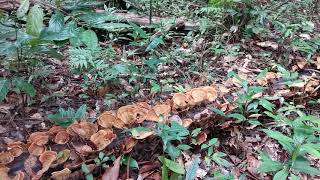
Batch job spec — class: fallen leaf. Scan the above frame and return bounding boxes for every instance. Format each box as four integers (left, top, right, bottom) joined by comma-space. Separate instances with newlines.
256, 41, 278, 50
102, 156, 121, 180
317, 57, 320, 69
194, 131, 207, 145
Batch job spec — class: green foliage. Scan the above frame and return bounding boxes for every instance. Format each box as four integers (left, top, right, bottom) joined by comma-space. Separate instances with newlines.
156, 122, 189, 159
159, 156, 185, 175
48, 105, 88, 127
81, 163, 94, 180
0, 80, 9, 102
185, 157, 200, 180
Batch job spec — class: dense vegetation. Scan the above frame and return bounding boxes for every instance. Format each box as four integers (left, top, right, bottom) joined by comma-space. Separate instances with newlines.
0, 0, 319, 179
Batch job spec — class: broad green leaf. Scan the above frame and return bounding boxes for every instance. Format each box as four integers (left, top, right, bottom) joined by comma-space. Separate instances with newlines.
211, 152, 232, 167
292, 157, 320, 175
146, 37, 164, 52
262, 129, 295, 153
86, 174, 93, 180
26, 5, 44, 36
81, 163, 90, 174
191, 128, 202, 137
273, 167, 289, 180
159, 156, 185, 174
255, 68, 268, 80
289, 174, 300, 180
162, 163, 169, 180
177, 144, 191, 151
211, 108, 226, 116
17, 0, 30, 18
227, 113, 246, 122
257, 152, 284, 173
0, 80, 9, 102
185, 157, 200, 180
302, 144, 320, 158
259, 98, 275, 111
48, 11, 64, 32
81, 30, 98, 49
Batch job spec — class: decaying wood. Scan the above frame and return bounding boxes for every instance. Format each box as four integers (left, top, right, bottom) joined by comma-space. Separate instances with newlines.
113, 12, 198, 31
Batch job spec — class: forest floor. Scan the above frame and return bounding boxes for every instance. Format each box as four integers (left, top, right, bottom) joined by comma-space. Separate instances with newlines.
0, 0, 320, 180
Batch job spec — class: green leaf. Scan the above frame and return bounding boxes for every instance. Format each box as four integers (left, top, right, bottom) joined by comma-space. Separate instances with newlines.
227, 113, 246, 122
81, 30, 98, 49
289, 174, 300, 180
185, 157, 199, 180
85, 174, 93, 180
146, 37, 164, 52
177, 144, 191, 151
162, 163, 169, 180
255, 68, 268, 80
0, 80, 9, 102
150, 81, 161, 94
201, 138, 218, 149
259, 98, 275, 111
191, 128, 202, 137
262, 129, 295, 153
257, 152, 283, 173
292, 156, 320, 175
81, 163, 90, 174
159, 156, 185, 174
17, 0, 30, 18
48, 11, 64, 32
302, 144, 320, 158
26, 5, 44, 36
211, 152, 232, 167
211, 108, 226, 116
273, 167, 289, 180
14, 81, 36, 97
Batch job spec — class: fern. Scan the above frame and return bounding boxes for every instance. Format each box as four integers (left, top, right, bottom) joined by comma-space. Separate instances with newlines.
48, 104, 88, 127
69, 47, 94, 70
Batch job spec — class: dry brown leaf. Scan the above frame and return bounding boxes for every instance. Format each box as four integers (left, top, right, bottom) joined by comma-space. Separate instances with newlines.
90, 129, 117, 151
54, 131, 70, 144
28, 143, 46, 156
0, 152, 14, 165
123, 138, 137, 153
316, 57, 320, 69
102, 156, 121, 180
68, 122, 98, 139
51, 168, 71, 180
98, 111, 125, 129
24, 155, 38, 176
194, 131, 207, 145
305, 80, 320, 92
